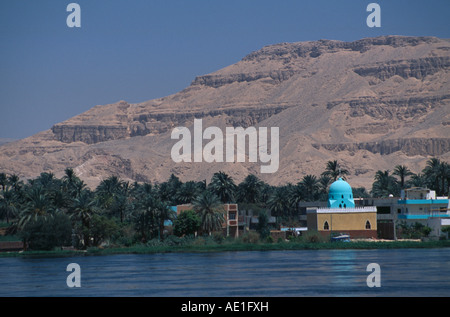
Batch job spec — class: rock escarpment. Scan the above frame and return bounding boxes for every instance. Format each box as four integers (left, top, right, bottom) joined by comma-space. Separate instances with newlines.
313, 138, 450, 156
1, 36, 449, 189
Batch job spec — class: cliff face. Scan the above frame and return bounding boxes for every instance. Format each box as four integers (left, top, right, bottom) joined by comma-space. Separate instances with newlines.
51, 125, 129, 144
1, 36, 449, 189
353, 56, 450, 81
314, 138, 450, 156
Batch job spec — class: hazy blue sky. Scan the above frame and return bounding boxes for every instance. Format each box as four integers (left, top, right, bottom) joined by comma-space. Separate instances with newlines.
1, 0, 449, 139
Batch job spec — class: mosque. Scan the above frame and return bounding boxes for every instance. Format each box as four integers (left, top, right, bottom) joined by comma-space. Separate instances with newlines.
306, 178, 378, 239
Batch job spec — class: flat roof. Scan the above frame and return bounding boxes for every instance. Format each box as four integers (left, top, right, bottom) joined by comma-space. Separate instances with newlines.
308, 207, 377, 213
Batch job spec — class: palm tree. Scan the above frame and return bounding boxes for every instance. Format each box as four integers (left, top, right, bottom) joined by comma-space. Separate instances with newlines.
318, 175, 333, 200
153, 199, 175, 240
96, 175, 124, 208
287, 183, 304, 218
100, 175, 124, 192
167, 174, 182, 196
267, 187, 289, 219
423, 158, 442, 194
321, 160, 349, 181
133, 192, 157, 242
18, 186, 55, 229
0, 173, 7, 191
62, 168, 77, 186
62, 168, 85, 198
300, 175, 320, 201
438, 161, 450, 196
371, 170, 399, 198
176, 181, 202, 204
0, 188, 18, 223
407, 173, 427, 188
259, 183, 274, 205
236, 174, 263, 204
393, 165, 414, 189
209, 171, 237, 203
132, 182, 153, 201
443, 162, 450, 196
71, 179, 87, 199
7, 174, 23, 192
193, 191, 224, 235
50, 189, 71, 211
69, 189, 96, 248
35, 172, 58, 189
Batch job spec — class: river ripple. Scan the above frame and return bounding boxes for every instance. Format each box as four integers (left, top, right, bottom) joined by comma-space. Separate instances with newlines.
0, 248, 449, 297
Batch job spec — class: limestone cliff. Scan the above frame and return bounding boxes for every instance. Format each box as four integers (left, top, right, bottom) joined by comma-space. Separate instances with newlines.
1, 36, 449, 189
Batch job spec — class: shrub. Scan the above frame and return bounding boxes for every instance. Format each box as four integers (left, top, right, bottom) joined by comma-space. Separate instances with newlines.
300, 230, 326, 243
211, 231, 225, 244
173, 210, 201, 237
19, 213, 72, 250
164, 235, 185, 246
90, 214, 119, 246
397, 221, 433, 239
241, 231, 260, 244
256, 210, 270, 239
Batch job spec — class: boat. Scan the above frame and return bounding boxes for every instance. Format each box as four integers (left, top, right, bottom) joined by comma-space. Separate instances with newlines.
330, 234, 351, 242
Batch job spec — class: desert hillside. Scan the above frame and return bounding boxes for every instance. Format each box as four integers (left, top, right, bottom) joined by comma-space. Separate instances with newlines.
1, 36, 449, 189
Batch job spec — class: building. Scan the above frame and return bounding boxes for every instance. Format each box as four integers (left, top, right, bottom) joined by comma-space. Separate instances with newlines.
301, 183, 450, 239
398, 187, 449, 219
306, 178, 378, 239
174, 203, 241, 238
397, 187, 450, 237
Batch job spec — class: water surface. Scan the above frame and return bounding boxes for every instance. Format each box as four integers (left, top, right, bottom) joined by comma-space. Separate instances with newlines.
0, 248, 449, 296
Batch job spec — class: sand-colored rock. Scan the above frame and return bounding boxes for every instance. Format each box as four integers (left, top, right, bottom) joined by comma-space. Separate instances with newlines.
1, 36, 449, 189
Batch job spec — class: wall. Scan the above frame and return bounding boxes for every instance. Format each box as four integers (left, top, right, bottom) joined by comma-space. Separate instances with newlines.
316, 212, 377, 232
318, 230, 378, 239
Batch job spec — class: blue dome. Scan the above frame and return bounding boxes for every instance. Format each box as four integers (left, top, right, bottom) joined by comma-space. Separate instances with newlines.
329, 178, 352, 194
328, 178, 355, 208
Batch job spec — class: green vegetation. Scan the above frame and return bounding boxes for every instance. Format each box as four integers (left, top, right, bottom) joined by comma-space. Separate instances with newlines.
1, 234, 449, 258
0, 158, 449, 255
371, 159, 450, 197
396, 221, 432, 239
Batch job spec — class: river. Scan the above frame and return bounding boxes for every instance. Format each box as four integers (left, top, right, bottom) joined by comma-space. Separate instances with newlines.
0, 248, 449, 297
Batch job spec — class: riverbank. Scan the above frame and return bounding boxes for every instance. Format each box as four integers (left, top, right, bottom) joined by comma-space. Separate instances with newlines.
1, 239, 449, 258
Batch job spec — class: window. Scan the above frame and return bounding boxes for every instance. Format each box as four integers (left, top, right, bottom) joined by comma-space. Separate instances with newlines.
229, 212, 236, 220
324, 221, 329, 230
365, 220, 371, 230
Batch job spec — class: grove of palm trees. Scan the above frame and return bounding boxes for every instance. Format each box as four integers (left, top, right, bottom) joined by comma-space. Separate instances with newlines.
0, 158, 449, 251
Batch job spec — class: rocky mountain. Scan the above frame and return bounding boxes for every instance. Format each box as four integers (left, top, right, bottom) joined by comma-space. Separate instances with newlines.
1, 36, 449, 189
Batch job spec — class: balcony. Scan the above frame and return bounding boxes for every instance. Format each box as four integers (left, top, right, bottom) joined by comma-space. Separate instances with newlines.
397, 199, 449, 205
398, 213, 450, 219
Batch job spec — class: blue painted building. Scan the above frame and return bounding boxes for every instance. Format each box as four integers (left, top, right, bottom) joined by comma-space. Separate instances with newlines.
397, 187, 450, 220
396, 187, 450, 237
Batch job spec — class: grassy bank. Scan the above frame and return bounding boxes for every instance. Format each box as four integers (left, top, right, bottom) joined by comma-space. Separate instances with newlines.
1, 239, 450, 258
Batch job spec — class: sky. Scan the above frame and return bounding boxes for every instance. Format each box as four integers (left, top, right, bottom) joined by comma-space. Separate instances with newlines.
0, 0, 449, 140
